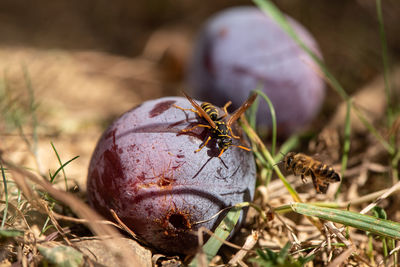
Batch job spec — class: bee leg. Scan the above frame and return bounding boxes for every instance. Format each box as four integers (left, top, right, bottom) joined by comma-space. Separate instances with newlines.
219, 101, 232, 119
300, 174, 307, 183
310, 171, 328, 194
310, 171, 320, 193
195, 136, 211, 153
173, 104, 202, 118
181, 124, 211, 133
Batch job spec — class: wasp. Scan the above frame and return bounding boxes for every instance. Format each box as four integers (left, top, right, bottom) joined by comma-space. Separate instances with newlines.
283, 152, 341, 193
174, 92, 257, 157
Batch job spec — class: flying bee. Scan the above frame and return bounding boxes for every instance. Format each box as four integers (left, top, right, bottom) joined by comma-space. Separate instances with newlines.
283, 152, 341, 194
174, 92, 257, 157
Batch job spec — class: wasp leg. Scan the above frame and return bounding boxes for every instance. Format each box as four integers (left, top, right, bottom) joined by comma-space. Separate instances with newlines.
219, 101, 232, 119
195, 136, 212, 153
173, 104, 202, 117
218, 143, 251, 157
218, 147, 227, 157
181, 124, 211, 133
227, 126, 241, 139
233, 144, 251, 151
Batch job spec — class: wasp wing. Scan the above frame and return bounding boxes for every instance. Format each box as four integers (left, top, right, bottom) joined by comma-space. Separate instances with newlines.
227, 94, 257, 127
182, 91, 216, 128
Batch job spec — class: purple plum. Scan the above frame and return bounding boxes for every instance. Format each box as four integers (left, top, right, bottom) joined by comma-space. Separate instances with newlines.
187, 6, 325, 137
87, 97, 256, 255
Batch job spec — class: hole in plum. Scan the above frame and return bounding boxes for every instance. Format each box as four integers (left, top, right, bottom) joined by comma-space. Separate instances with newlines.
169, 214, 189, 230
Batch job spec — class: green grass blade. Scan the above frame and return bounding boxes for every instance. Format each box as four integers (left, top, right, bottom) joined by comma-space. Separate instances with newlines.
50, 142, 79, 190
274, 133, 301, 162
275, 201, 343, 214
241, 119, 301, 203
251, 90, 277, 185
247, 91, 260, 130
341, 100, 352, 178
50, 153, 80, 185
0, 229, 24, 237
253, 0, 395, 155
189, 202, 248, 266
376, 0, 398, 183
392, 150, 400, 182
277, 241, 291, 260
252, 0, 348, 101
336, 100, 352, 197
38, 245, 83, 267
1, 161, 8, 229
376, 0, 393, 125
353, 106, 394, 154
50, 141, 65, 186
253, 90, 277, 157
253, 150, 270, 168
23, 65, 42, 173
41, 216, 52, 235
202, 204, 243, 256
291, 203, 400, 240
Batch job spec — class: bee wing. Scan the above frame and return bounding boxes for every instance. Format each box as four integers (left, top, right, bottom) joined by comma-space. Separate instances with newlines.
227, 94, 257, 127
310, 152, 334, 166
182, 91, 216, 128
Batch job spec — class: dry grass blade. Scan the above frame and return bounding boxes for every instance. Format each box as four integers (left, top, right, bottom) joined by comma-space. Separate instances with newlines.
360, 180, 400, 214
228, 230, 259, 265
2, 158, 143, 267
388, 115, 400, 138
43, 204, 72, 246
324, 222, 355, 265
3, 163, 43, 212
327, 247, 357, 267
0, 200, 30, 229
390, 245, 400, 256
325, 222, 352, 247
51, 211, 120, 228
109, 208, 151, 246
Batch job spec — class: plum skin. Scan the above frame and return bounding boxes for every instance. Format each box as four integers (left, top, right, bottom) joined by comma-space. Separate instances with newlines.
87, 97, 256, 255
187, 6, 325, 137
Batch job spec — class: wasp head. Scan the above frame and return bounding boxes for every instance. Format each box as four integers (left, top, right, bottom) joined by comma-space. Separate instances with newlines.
216, 136, 232, 157
218, 136, 232, 149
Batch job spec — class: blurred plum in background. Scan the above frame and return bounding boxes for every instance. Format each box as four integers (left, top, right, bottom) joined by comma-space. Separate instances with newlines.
187, 6, 325, 137
87, 97, 256, 255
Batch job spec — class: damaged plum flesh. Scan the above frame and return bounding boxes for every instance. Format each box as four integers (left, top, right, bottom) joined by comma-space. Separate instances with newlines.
87, 97, 256, 255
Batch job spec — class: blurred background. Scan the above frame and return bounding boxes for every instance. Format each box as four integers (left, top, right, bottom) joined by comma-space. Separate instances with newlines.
0, 0, 400, 189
